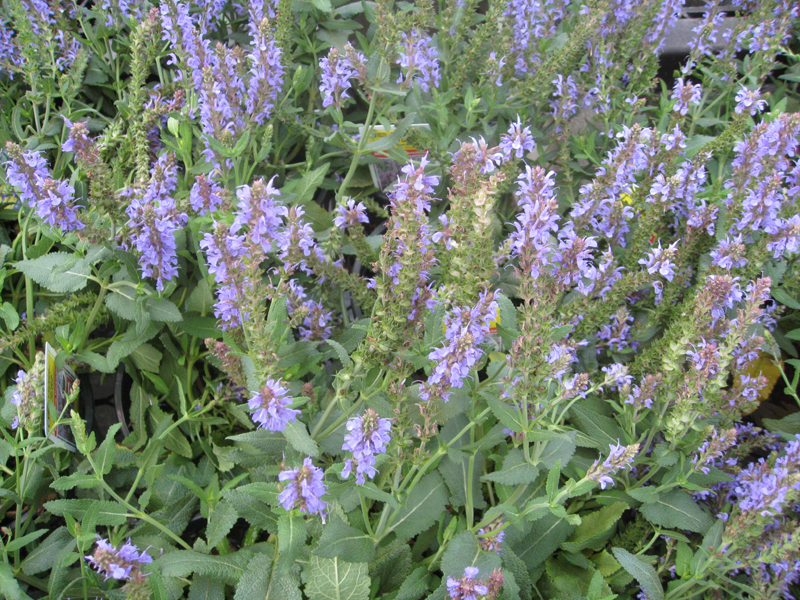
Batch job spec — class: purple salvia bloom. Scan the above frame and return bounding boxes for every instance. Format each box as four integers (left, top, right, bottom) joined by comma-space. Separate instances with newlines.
276, 206, 318, 275
734, 85, 767, 115
447, 567, 488, 600
214, 281, 251, 329
768, 214, 800, 259
686, 338, 721, 377
248, 379, 300, 431
692, 428, 737, 474
596, 309, 636, 354
4, 148, 51, 207
586, 442, 640, 489
639, 240, 679, 282
420, 290, 499, 402
704, 274, 744, 324
710, 235, 747, 270
319, 47, 359, 109
671, 78, 703, 115
341, 408, 392, 484
396, 30, 440, 92
499, 116, 535, 161
626, 374, 661, 410
509, 166, 560, 278
660, 125, 687, 152
602, 363, 632, 390
477, 518, 505, 554
190, 174, 224, 215
334, 198, 369, 230
85, 537, 152, 581
287, 283, 334, 341
278, 457, 327, 518
0, 21, 22, 78
551, 74, 579, 122
552, 223, 597, 290
232, 176, 287, 254
246, 16, 284, 125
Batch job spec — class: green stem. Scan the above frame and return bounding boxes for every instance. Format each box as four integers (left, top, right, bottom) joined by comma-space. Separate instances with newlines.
334, 91, 379, 202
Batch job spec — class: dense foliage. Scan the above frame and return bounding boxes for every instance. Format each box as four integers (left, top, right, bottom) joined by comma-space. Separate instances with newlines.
1, 0, 800, 599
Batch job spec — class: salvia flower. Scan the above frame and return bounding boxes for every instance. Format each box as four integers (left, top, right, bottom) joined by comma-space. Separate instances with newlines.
734, 85, 767, 115
586, 442, 640, 489
420, 290, 499, 402
248, 379, 300, 431
85, 537, 152, 582
9, 353, 45, 433
278, 457, 327, 518
396, 30, 440, 92
334, 198, 369, 230
477, 517, 506, 554
231, 176, 287, 254
245, 17, 284, 125
639, 240, 679, 281
499, 116, 535, 161
692, 428, 737, 474
190, 174, 224, 215
341, 408, 392, 484
710, 234, 747, 270
671, 78, 702, 115
319, 47, 359, 109
447, 566, 488, 600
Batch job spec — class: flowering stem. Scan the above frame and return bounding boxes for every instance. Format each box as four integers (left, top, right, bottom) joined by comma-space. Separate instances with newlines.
334, 91, 378, 202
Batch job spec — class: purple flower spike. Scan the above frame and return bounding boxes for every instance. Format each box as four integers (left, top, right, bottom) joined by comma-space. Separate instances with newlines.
248, 379, 300, 431
499, 116, 535, 161
671, 77, 702, 115
447, 566, 489, 600
341, 408, 392, 484
396, 29, 440, 92
734, 85, 767, 116
586, 442, 639, 489
639, 240, 679, 282
278, 457, 327, 518
85, 537, 152, 581
334, 198, 369, 230
319, 47, 359, 109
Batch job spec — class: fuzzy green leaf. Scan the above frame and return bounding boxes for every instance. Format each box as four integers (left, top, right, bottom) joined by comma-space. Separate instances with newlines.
283, 420, 319, 456
207, 500, 238, 548
233, 551, 273, 600
44, 499, 128, 526
303, 556, 370, 600
640, 490, 713, 534
0, 562, 32, 600
388, 471, 448, 539
561, 502, 627, 553
395, 567, 431, 600
157, 550, 251, 584
612, 548, 664, 600
315, 514, 374, 563
15, 252, 91, 293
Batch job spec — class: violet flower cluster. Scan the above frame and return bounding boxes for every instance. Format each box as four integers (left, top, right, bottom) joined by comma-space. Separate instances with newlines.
447, 567, 488, 600
278, 457, 327, 519
248, 379, 300, 432
319, 45, 365, 110
396, 30, 440, 92
85, 537, 152, 581
124, 154, 187, 290
419, 290, 499, 402
586, 442, 640, 490
4, 145, 84, 233
341, 408, 392, 484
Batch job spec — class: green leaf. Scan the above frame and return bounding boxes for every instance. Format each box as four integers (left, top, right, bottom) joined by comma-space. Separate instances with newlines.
157, 550, 251, 584
94, 423, 122, 475
177, 316, 222, 340
234, 551, 273, 600
395, 567, 430, 600
207, 500, 238, 548
363, 116, 413, 153
561, 502, 627, 553
639, 490, 713, 534
570, 402, 625, 448
539, 432, 577, 470
764, 412, 800, 436
315, 514, 375, 563
773, 287, 800, 310
512, 514, 575, 571
186, 279, 215, 313
0, 562, 32, 600
278, 513, 308, 571
627, 487, 660, 504
44, 499, 128, 526
388, 471, 448, 539
105, 291, 140, 320
21, 527, 73, 575
50, 472, 101, 491
611, 548, 664, 600
483, 391, 522, 432
303, 556, 370, 600
325, 339, 352, 367
287, 163, 330, 204
283, 420, 319, 456
440, 530, 501, 581
311, 0, 333, 11
187, 576, 224, 600
2, 529, 47, 554
0, 302, 19, 330
482, 449, 539, 486
15, 252, 91, 293
368, 539, 412, 596
546, 460, 561, 501
147, 297, 183, 322
130, 343, 163, 372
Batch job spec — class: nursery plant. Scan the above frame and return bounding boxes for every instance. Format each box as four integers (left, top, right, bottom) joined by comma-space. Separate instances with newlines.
1, 0, 800, 599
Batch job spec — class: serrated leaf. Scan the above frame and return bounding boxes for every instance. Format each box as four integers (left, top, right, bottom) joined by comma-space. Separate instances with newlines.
546, 460, 561, 501
440, 530, 501, 581
369, 539, 412, 595
0, 562, 31, 600
773, 287, 800, 310
22, 527, 73, 575
570, 402, 625, 448
44, 499, 128, 526
187, 576, 224, 600
3, 529, 47, 554
105, 291, 140, 320
363, 116, 413, 153
286, 163, 330, 204
157, 550, 251, 584
234, 551, 273, 600
304, 556, 370, 600
512, 514, 575, 571
483, 391, 522, 432
130, 343, 163, 372
1, 302, 19, 330
207, 500, 238, 548
627, 487, 660, 504
315, 514, 374, 563
186, 279, 214, 313
15, 252, 91, 293
396, 567, 430, 600
388, 471, 448, 539
95, 423, 122, 475
147, 297, 183, 322
539, 432, 577, 470
482, 449, 539, 486
50, 472, 101, 491
283, 420, 319, 456
611, 548, 664, 600
325, 339, 351, 367
278, 513, 308, 571
639, 490, 713, 534
561, 502, 627, 553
